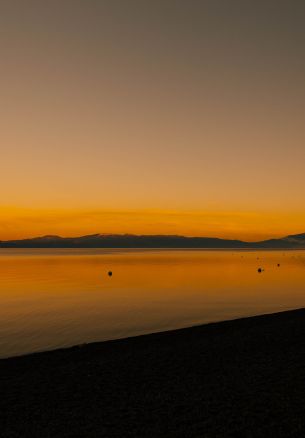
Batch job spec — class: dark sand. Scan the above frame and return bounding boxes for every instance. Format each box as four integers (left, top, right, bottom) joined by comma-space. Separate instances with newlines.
2, 309, 305, 437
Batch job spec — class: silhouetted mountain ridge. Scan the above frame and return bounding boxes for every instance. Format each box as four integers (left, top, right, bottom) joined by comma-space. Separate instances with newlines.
0, 233, 305, 248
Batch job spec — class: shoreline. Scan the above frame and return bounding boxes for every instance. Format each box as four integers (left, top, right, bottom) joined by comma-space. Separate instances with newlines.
0, 307, 303, 362
1, 246, 305, 251
2, 308, 305, 437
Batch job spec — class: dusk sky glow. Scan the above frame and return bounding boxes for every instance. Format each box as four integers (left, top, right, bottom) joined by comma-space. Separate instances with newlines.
1, 1, 305, 240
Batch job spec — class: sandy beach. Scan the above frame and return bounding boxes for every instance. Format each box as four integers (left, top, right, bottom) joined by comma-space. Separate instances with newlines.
1, 308, 305, 437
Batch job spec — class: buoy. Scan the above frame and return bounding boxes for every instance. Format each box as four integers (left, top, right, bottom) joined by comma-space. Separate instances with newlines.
258, 268, 263, 273
108, 271, 112, 277
277, 264, 280, 267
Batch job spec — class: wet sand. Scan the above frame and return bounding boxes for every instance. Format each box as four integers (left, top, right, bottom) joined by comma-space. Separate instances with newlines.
1, 308, 305, 437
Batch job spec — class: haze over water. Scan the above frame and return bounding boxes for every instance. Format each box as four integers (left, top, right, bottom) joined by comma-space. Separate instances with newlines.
1, 248, 305, 358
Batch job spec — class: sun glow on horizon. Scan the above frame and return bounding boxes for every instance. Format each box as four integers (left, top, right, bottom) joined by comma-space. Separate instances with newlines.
1, 206, 305, 242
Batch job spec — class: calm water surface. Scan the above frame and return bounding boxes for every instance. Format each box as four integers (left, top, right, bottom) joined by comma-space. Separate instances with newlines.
1, 249, 305, 358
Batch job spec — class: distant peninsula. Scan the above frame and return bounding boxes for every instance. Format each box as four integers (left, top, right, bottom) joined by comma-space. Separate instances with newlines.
0, 233, 305, 249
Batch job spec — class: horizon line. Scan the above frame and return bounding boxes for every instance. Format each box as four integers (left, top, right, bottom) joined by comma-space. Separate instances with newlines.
1, 231, 304, 244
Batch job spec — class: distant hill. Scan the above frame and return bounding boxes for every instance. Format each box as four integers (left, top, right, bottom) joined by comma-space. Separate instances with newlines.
0, 233, 305, 248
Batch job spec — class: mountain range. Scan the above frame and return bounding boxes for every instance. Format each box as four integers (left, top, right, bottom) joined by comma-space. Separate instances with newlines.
0, 233, 305, 248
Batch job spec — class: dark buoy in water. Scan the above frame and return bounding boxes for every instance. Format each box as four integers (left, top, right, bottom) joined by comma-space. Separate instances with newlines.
258, 268, 263, 273
108, 271, 112, 277
277, 263, 280, 267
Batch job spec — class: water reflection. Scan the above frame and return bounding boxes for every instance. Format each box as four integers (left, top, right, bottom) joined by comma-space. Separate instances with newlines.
0, 249, 305, 358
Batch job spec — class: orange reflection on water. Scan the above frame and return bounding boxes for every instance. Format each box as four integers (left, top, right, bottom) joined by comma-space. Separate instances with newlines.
1, 249, 305, 358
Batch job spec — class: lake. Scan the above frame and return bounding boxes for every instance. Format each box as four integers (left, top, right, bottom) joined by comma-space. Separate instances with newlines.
1, 248, 305, 358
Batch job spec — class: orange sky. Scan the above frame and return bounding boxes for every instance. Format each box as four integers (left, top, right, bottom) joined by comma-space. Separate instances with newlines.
1, 207, 305, 242
1, 1, 305, 241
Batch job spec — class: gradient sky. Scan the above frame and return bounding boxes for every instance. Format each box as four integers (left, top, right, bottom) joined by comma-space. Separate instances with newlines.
1, 0, 305, 241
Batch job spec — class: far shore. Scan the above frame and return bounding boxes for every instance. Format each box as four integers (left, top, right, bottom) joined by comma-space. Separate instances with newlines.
1, 246, 305, 252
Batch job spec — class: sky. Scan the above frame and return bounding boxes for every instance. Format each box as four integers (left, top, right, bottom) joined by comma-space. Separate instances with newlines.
1, 0, 305, 241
